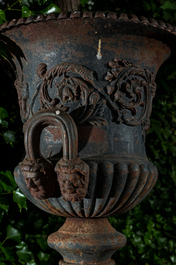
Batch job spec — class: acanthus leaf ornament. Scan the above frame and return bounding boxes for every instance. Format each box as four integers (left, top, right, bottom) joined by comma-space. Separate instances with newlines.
15, 60, 156, 133
105, 58, 157, 132
14, 75, 30, 123
36, 62, 108, 126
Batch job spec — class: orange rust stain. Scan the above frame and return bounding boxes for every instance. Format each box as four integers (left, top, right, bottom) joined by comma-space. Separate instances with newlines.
45, 126, 62, 142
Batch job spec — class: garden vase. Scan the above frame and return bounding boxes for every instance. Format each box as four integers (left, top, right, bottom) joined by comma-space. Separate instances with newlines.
1, 11, 176, 265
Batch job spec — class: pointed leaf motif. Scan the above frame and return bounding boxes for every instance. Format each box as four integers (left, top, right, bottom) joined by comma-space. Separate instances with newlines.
107, 85, 114, 95
95, 100, 106, 117
62, 87, 74, 103
36, 62, 108, 126
36, 63, 47, 78
109, 61, 117, 68
114, 90, 124, 102
89, 117, 108, 126
105, 58, 156, 132
88, 100, 108, 126
105, 71, 113, 81
89, 92, 99, 105
33, 60, 155, 130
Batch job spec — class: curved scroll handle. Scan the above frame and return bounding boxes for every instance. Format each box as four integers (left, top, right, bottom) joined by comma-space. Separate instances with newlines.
20, 109, 89, 202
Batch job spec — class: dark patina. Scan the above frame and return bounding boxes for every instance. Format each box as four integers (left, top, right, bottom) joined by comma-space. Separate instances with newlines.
1, 11, 176, 264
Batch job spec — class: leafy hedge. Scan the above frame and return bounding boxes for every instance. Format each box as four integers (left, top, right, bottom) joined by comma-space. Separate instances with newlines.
0, 1, 176, 264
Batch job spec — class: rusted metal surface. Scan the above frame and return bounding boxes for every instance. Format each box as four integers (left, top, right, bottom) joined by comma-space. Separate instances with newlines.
1, 11, 176, 36
55, 157, 89, 202
19, 108, 89, 201
2, 11, 176, 264
48, 218, 126, 264
15, 158, 157, 217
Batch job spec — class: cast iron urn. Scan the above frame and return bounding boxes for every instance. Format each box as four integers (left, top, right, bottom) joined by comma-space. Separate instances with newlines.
1, 11, 176, 265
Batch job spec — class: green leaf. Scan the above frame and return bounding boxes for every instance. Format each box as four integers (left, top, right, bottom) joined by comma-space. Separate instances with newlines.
22, 4, 60, 17
81, 0, 89, 7
22, 6, 32, 17
16, 246, 32, 262
147, 219, 155, 232
3, 130, 15, 144
1, 247, 14, 261
156, 214, 164, 224
0, 209, 4, 222
13, 188, 27, 211
20, 0, 36, 7
154, 253, 160, 261
169, 240, 174, 250
38, 251, 50, 261
40, 3, 61, 14
5, 171, 16, 186
144, 232, 152, 245
163, 223, 172, 231
170, 255, 176, 263
0, 108, 8, 120
143, 2, 151, 11
0, 179, 14, 192
0, 119, 8, 128
21, 0, 52, 7
16, 241, 30, 250
173, 216, 176, 224
0, 185, 3, 195
0, 197, 9, 214
26, 261, 37, 265
0, 170, 17, 190
36, 235, 48, 251
0, 10, 6, 23
38, 0, 52, 5
161, 1, 176, 10
38, 0, 46, 4
6, 225, 21, 242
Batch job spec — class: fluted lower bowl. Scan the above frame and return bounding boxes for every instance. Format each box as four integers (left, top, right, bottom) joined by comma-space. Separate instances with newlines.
14, 156, 157, 218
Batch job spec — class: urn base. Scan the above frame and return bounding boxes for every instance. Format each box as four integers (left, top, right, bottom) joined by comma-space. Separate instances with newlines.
47, 218, 126, 265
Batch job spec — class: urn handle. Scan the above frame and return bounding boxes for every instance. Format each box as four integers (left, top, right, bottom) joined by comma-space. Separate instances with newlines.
20, 109, 89, 202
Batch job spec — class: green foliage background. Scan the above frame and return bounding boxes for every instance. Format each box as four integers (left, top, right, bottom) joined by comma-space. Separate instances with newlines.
0, 0, 176, 264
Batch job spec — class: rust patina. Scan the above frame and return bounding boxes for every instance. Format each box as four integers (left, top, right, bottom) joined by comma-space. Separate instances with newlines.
2, 11, 176, 264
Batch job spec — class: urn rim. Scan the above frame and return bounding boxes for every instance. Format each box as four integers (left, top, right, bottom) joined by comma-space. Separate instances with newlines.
1, 11, 176, 59
0, 11, 176, 37
0, 11, 175, 35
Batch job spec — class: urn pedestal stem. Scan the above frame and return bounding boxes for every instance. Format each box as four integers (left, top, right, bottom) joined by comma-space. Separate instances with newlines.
48, 218, 126, 265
